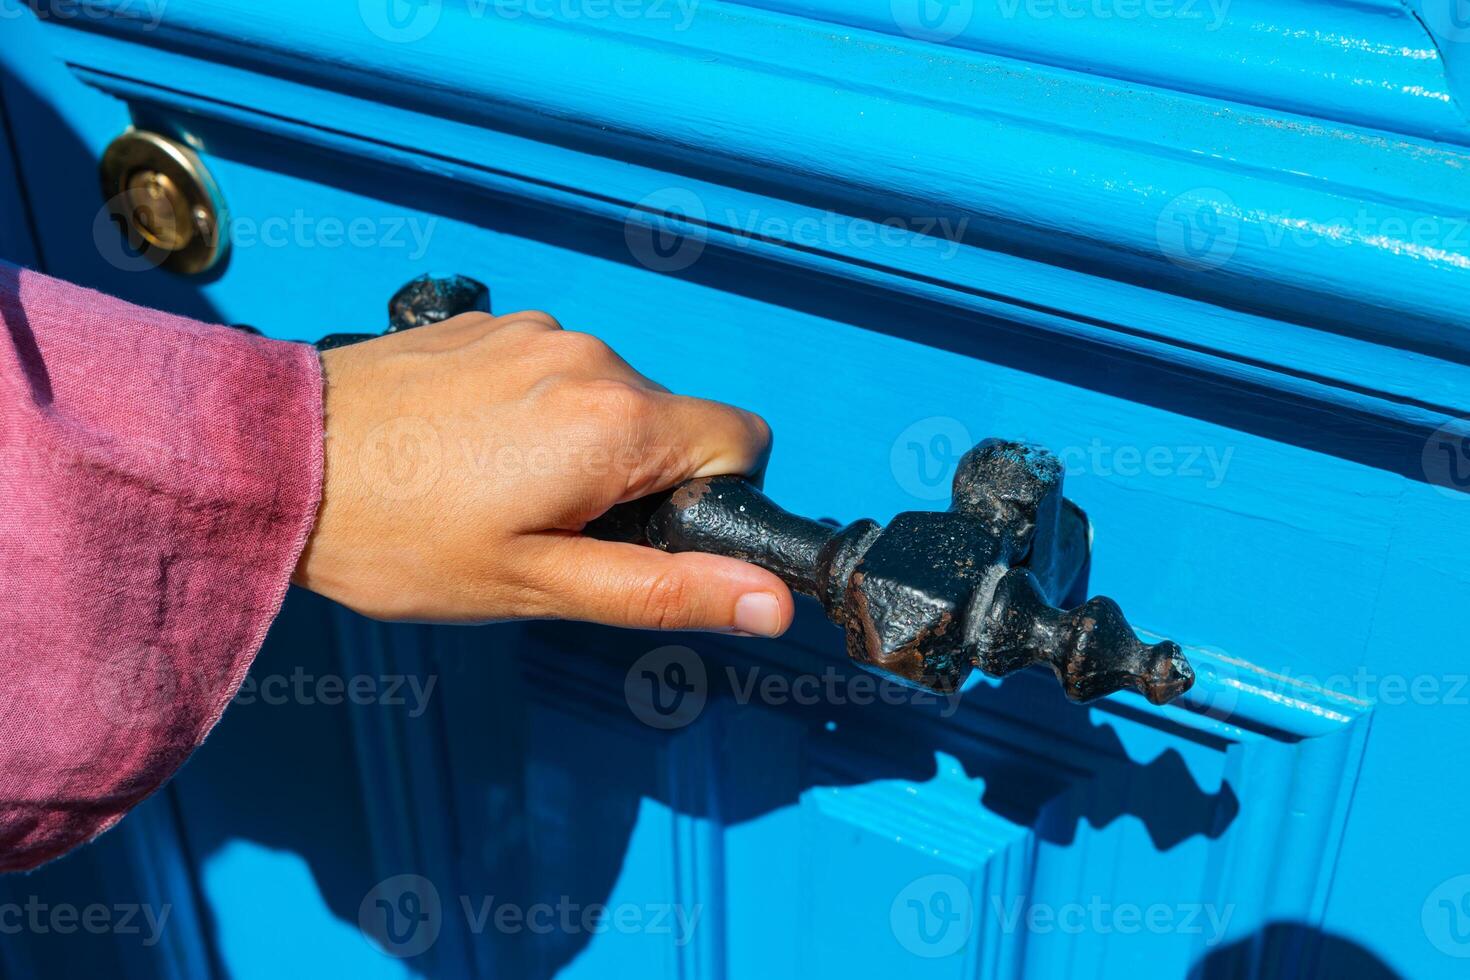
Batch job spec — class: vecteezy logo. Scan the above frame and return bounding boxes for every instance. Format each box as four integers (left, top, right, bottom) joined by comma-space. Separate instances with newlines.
624, 645, 708, 730
357, 416, 444, 502
89, 645, 181, 728
1156, 188, 1240, 271
93, 191, 175, 273
1178, 646, 1240, 722
1423, 874, 1470, 958
890, 0, 973, 42
1418, 0, 1470, 45
890, 416, 973, 501
359, 0, 443, 43
1422, 418, 1470, 499
359, 874, 443, 958
890, 873, 973, 958
624, 187, 708, 273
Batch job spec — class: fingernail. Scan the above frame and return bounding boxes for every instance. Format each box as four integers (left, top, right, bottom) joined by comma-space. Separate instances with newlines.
734, 593, 783, 638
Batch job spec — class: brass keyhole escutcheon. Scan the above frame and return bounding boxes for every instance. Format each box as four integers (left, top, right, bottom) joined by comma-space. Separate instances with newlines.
99, 130, 228, 276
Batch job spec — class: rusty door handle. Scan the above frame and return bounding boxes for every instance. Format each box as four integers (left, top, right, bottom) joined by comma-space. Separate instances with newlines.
588, 440, 1193, 705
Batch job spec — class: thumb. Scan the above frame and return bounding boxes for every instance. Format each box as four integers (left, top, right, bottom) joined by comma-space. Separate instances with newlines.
532, 536, 795, 636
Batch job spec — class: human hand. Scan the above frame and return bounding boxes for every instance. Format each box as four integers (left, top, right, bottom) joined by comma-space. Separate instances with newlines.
291, 310, 794, 637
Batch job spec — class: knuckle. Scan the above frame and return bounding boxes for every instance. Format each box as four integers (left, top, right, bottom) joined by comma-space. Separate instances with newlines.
528, 371, 576, 402
535, 379, 652, 454
503, 309, 563, 332
441, 311, 496, 331
638, 570, 697, 631
546, 330, 619, 369
744, 410, 773, 451
583, 378, 654, 427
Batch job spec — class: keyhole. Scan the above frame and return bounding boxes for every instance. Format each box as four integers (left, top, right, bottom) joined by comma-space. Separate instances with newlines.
123, 169, 193, 252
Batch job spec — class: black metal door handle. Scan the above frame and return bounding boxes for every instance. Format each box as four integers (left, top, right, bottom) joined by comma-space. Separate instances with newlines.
589, 441, 1193, 705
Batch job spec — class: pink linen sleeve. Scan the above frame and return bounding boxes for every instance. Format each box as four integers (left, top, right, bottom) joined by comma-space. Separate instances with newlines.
0, 261, 324, 872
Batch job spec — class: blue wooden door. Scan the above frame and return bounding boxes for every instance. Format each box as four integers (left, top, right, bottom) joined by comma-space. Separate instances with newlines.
1, 1, 1467, 977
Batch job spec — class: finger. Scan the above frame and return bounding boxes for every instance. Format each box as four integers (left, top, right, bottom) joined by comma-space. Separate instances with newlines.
627, 391, 772, 497
529, 535, 795, 636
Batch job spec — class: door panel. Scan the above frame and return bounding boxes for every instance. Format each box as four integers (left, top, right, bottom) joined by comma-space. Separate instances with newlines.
2, 2, 1467, 977
0, 85, 36, 268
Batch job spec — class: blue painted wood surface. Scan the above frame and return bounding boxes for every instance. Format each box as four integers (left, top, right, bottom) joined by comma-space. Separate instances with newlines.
1, 1, 1468, 977
0, 81, 36, 268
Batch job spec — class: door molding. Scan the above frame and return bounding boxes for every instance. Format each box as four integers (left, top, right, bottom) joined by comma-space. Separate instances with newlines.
29, 2, 1470, 429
